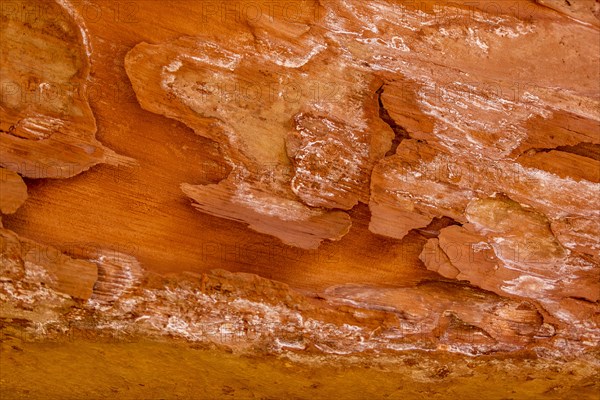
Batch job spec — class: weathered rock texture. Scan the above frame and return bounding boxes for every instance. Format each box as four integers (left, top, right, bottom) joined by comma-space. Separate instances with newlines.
0, 0, 131, 178
0, 168, 27, 214
1, 0, 599, 371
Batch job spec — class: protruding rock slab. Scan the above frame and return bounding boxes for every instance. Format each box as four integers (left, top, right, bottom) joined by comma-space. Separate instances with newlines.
0, 228, 97, 300
181, 181, 351, 249
125, 33, 392, 248
0, 0, 125, 178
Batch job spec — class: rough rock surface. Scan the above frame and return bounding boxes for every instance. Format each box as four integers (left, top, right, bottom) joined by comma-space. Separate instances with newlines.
123, 0, 600, 354
124, 33, 393, 247
0, 227, 98, 300
0, 168, 27, 214
0, 0, 130, 178
1, 0, 599, 388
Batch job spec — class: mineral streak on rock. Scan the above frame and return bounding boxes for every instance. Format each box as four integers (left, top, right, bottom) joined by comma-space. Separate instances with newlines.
536, 0, 600, 27
89, 252, 144, 306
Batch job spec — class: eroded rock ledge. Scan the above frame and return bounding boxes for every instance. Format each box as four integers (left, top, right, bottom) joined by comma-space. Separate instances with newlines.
0, 247, 587, 357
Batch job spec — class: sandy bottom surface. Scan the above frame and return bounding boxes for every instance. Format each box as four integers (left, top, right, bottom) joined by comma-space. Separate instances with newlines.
1, 332, 599, 400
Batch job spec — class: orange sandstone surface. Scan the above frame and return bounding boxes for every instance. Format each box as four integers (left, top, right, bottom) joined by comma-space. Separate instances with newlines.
1, 0, 599, 398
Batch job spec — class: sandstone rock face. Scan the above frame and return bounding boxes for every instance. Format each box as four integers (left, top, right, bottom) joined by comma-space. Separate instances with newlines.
0, 0, 599, 371
0, 168, 27, 214
124, 33, 393, 248
0, 0, 131, 178
537, 0, 600, 27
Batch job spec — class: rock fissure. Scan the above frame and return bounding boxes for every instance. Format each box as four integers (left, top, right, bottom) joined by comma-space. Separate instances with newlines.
376, 85, 411, 157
